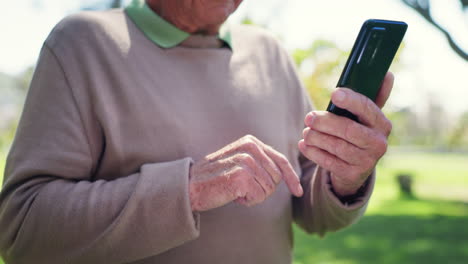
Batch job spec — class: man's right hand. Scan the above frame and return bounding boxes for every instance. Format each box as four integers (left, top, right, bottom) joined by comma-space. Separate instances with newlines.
189, 135, 304, 212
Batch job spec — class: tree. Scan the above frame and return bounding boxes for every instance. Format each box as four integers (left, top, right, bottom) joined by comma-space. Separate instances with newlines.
386, 107, 423, 146
424, 95, 449, 148
400, 0, 468, 61
447, 111, 468, 150
16, 66, 35, 94
292, 40, 349, 110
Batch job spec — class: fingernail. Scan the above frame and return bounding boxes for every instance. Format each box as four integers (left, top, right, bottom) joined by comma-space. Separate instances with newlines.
297, 184, 304, 197
334, 90, 346, 102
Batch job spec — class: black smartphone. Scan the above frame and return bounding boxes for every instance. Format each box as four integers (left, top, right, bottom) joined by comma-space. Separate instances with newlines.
326, 19, 408, 122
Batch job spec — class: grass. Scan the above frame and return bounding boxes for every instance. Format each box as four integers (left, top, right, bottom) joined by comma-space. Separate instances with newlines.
0, 150, 467, 264
293, 149, 468, 264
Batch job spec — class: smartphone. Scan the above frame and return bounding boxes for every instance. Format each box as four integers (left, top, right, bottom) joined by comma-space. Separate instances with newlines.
326, 19, 408, 122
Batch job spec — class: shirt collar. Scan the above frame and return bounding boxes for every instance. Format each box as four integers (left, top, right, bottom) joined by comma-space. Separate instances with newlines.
125, 0, 232, 49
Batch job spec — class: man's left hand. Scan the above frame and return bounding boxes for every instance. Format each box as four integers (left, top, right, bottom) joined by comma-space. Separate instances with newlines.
298, 72, 394, 197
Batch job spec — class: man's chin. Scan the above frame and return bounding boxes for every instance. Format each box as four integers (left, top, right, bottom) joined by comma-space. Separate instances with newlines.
201, 10, 232, 27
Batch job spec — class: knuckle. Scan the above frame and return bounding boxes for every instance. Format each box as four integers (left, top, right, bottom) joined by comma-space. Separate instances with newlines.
302, 127, 309, 139
278, 156, 290, 168
344, 120, 358, 142
230, 166, 248, 180
249, 134, 258, 140
250, 181, 266, 202
358, 95, 368, 113
304, 146, 318, 161
237, 153, 256, 167
266, 181, 276, 194
304, 129, 315, 145
277, 152, 288, 163
243, 134, 259, 145
375, 136, 388, 156
243, 140, 257, 151
257, 175, 275, 195
383, 118, 393, 136
228, 172, 247, 196
263, 188, 274, 199
271, 172, 282, 184
227, 182, 242, 198
336, 161, 350, 175
244, 134, 254, 140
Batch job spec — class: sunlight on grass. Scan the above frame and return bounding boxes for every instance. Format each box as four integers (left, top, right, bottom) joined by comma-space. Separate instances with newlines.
367, 149, 468, 212
381, 150, 468, 186
294, 150, 468, 264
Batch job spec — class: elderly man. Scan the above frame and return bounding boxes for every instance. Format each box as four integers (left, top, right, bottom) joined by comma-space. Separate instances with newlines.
0, 0, 393, 263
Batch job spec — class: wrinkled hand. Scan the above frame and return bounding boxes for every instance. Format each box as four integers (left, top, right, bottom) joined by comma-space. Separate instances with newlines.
189, 135, 303, 212
299, 72, 394, 197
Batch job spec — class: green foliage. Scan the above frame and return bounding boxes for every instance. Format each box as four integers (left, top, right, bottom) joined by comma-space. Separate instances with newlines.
0, 70, 25, 154
0, 122, 16, 153
447, 112, 468, 150
386, 108, 427, 146
386, 106, 468, 150
294, 212, 468, 264
0, 72, 17, 91
15, 66, 34, 93
241, 17, 255, 25
293, 39, 348, 110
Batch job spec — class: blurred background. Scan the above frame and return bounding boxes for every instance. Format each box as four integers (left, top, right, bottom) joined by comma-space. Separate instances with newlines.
1, 0, 467, 263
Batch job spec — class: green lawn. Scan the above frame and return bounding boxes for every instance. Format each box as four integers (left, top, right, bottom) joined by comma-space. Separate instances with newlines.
0, 150, 467, 264
293, 150, 468, 264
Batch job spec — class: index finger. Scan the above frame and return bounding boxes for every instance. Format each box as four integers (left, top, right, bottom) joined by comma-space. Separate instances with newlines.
250, 138, 304, 197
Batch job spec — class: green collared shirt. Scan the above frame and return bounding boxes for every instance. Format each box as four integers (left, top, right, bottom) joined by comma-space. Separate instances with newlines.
125, 0, 232, 49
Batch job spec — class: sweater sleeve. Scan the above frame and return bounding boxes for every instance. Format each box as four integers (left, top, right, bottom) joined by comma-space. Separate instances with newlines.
0, 45, 200, 264
293, 156, 375, 237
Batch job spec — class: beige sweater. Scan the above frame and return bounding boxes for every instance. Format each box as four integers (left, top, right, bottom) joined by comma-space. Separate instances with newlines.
0, 9, 374, 264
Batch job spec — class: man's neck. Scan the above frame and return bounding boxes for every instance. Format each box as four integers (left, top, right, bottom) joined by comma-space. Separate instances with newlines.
145, 0, 221, 35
